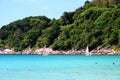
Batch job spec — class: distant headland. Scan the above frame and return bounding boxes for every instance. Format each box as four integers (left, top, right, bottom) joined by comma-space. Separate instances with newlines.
0, 0, 120, 53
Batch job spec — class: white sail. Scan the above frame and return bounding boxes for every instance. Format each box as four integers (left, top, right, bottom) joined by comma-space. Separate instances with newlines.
86, 46, 89, 53
85, 46, 91, 56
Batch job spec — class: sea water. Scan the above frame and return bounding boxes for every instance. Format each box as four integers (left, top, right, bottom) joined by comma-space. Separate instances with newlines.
0, 54, 120, 80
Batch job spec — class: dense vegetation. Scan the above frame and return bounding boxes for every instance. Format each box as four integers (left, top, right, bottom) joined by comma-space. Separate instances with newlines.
0, 0, 120, 51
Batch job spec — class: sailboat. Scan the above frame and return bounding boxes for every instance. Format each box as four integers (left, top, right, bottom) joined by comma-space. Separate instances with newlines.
85, 46, 91, 56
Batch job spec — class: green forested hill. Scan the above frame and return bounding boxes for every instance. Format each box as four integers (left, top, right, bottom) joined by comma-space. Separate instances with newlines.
0, 0, 120, 51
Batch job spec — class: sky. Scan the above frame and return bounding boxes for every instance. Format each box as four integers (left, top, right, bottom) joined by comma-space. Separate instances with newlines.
0, 0, 92, 27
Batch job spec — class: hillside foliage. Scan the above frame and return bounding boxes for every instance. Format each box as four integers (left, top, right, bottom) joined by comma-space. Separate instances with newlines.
0, 0, 120, 51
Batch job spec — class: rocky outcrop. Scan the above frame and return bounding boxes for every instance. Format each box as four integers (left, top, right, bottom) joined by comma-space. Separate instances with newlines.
0, 47, 120, 55
91, 48, 115, 54
0, 48, 15, 54
21, 48, 33, 54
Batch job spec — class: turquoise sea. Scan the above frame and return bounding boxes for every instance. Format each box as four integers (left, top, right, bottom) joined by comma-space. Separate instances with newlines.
0, 54, 120, 80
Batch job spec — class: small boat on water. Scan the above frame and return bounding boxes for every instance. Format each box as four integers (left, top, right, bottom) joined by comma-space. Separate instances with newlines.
85, 46, 91, 56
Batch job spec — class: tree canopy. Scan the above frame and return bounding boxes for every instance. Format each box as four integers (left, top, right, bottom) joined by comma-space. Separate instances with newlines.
0, 0, 120, 51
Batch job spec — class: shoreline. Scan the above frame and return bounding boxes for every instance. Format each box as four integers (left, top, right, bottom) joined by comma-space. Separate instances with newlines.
0, 47, 120, 55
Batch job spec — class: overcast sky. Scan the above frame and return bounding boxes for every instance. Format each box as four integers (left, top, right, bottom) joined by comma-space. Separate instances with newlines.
0, 0, 92, 27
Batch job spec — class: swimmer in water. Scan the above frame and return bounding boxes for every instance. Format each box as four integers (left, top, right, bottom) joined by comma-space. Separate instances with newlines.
28, 69, 31, 71
95, 62, 97, 64
113, 62, 115, 65
4, 68, 9, 71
